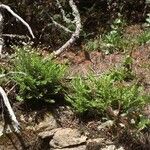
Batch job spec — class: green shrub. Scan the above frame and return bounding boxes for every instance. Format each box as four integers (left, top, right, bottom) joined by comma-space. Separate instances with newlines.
66, 69, 149, 118
12, 46, 66, 103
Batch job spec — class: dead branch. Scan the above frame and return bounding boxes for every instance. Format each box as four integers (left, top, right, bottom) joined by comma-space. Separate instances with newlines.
56, 0, 74, 24
0, 11, 3, 55
0, 4, 35, 39
50, 17, 73, 33
0, 86, 20, 132
53, 0, 82, 56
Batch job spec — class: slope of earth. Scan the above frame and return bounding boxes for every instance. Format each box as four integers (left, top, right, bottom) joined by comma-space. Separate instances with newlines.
0, 25, 150, 150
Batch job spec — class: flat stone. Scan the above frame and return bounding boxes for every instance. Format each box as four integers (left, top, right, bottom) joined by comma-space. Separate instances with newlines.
50, 128, 87, 148
38, 128, 62, 139
51, 145, 86, 150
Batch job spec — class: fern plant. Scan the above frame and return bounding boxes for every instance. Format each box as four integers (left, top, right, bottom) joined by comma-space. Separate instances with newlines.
66, 69, 149, 118
12, 46, 66, 103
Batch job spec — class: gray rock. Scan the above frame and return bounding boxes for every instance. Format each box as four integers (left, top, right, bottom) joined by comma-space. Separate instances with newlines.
97, 120, 114, 130
86, 138, 108, 150
51, 145, 86, 150
35, 113, 57, 131
38, 128, 62, 139
101, 145, 125, 150
50, 128, 87, 148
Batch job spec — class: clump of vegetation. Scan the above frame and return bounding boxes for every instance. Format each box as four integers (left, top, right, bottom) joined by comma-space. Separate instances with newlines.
66, 67, 150, 129
11, 46, 66, 103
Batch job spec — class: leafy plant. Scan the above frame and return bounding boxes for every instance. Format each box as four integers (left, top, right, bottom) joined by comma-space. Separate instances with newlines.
12, 46, 66, 103
66, 68, 149, 120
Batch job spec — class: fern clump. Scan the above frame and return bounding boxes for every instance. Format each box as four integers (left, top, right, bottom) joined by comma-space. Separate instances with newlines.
12, 46, 66, 103
66, 69, 149, 117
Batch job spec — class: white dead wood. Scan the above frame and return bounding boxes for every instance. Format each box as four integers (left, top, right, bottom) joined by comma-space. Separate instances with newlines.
56, 0, 74, 24
0, 71, 26, 132
0, 86, 20, 132
0, 4, 35, 39
52, 0, 82, 56
0, 11, 3, 55
50, 17, 73, 33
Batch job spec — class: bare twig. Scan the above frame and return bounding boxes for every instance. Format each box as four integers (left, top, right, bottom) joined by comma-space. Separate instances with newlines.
0, 4, 35, 39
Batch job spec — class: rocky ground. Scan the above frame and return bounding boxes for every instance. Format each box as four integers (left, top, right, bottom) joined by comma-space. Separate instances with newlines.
0, 26, 150, 150
0, 106, 125, 150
